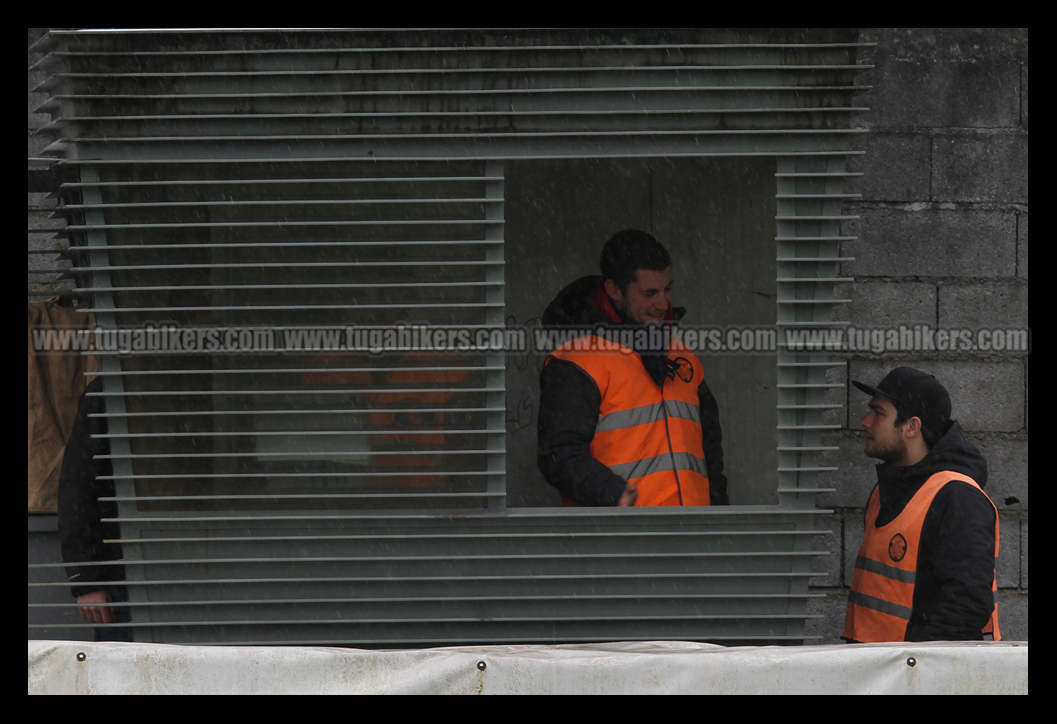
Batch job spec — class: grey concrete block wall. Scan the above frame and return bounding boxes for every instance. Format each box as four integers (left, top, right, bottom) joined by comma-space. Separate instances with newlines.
813, 28, 1028, 643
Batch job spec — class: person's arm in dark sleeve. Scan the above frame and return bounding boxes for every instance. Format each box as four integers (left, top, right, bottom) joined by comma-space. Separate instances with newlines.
537, 358, 628, 506
698, 380, 728, 505
906, 482, 997, 641
57, 378, 123, 599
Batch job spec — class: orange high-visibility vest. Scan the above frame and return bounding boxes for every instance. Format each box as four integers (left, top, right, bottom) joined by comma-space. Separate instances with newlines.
843, 471, 1000, 642
548, 333, 709, 507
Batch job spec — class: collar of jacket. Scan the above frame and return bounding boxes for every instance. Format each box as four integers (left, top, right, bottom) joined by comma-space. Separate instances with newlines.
584, 284, 686, 386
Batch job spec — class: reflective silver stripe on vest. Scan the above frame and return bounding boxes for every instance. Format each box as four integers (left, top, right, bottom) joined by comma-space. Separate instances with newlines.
595, 399, 700, 434
855, 555, 916, 584
607, 451, 707, 481
847, 590, 913, 621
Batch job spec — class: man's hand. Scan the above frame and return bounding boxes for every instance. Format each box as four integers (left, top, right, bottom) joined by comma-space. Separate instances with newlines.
77, 590, 113, 624
617, 482, 638, 507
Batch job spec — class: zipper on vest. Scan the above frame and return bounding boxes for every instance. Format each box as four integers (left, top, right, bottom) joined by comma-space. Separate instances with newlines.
660, 377, 684, 505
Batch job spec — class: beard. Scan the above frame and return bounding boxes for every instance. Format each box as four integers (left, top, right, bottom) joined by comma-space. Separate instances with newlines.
866, 437, 909, 465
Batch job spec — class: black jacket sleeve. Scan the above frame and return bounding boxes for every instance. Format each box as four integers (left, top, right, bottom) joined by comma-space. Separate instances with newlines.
536, 358, 629, 506
698, 380, 728, 505
905, 481, 997, 641
57, 377, 125, 598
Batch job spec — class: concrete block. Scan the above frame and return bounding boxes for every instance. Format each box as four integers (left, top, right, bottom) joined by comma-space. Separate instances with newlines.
822, 363, 847, 430
932, 132, 1028, 204
995, 590, 1028, 641
849, 360, 1025, 433
846, 132, 931, 202
859, 28, 1028, 65
938, 282, 1029, 329
812, 513, 842, 588
817, 435, 877, 510
842, 280, 937, 327
27, 192, 57, 209
974, 438, 1029, 508
28, 68, 51, 131
1021, 64, 1028, 130
1021, 518, 1028, 589
996, 515, 1020, 590
28, 210, 65, 232
28, 130, 54, 158
843, 511, 865, 588
943, 363, 1026, 433
860, 57, 1021, 129
1017, 213, 1027, 279
805, 589, 850, 645
855, 29, 1025, 129
845, 207, 1016, 278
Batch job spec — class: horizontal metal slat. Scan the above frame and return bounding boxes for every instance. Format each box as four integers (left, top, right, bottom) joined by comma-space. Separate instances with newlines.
65, 241, 504, 253
46, 64, 868, 80
31, 591, 823, 607
29, 569, 823, 587
46, 84, 870, 100
27, 615, 823, 632
88, 387, 503, 397
92, 366, 504, 376
99, 450, 502, 460
80, 302, 505, 313
67, 172, 491, 181
67, 260, 504, 271
62, 220, 504, 232
98, 507, 828, 522
72, 283, 502, 293
776, 299, 852, 304
97, 429, 500, 439
47, 150, 866, 164
777, 383, 843, 388
39, 33, 874, 47
775, 193, 861, 199
104, 529, 820, 544
62, 197, 500, 210
776, 425, 841, 430
101, 471, 499, 480
774, 215, 858, 220
775, 254, 855, 258
58, 131, 868, 147
776, 277, 853, 283
36, 551, 824, 568
91, 407, 505, 418
49, 107, 869, 124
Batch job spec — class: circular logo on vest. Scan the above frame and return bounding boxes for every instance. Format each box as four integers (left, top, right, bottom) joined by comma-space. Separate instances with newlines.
673, 357, 694, 383
888, 533, 908, 562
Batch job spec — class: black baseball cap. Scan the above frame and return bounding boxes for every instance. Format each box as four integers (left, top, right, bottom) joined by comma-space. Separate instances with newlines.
853, 367, 952, 439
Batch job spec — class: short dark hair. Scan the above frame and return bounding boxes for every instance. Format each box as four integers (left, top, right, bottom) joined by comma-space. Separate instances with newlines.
600, 229, 672, 293
889, 396, 941, 449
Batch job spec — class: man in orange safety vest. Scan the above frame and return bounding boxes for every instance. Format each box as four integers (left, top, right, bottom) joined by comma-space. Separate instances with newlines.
536, 230, 728, 508
843, 367, 1000, 642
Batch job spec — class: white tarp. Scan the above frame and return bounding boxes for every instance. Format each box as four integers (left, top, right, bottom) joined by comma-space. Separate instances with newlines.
28, 639, 1027, 695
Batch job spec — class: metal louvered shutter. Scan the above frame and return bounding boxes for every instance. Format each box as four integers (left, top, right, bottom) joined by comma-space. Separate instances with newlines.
30, 28, 869, 646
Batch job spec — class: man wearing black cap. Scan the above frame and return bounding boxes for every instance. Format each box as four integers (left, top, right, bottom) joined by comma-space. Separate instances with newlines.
843, 367, 1001, 643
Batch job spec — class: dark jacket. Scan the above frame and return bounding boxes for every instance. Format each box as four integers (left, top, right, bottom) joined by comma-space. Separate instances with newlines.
858, 421, 997, 642
536, 276, 728, 506
57, 377, 125, 598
